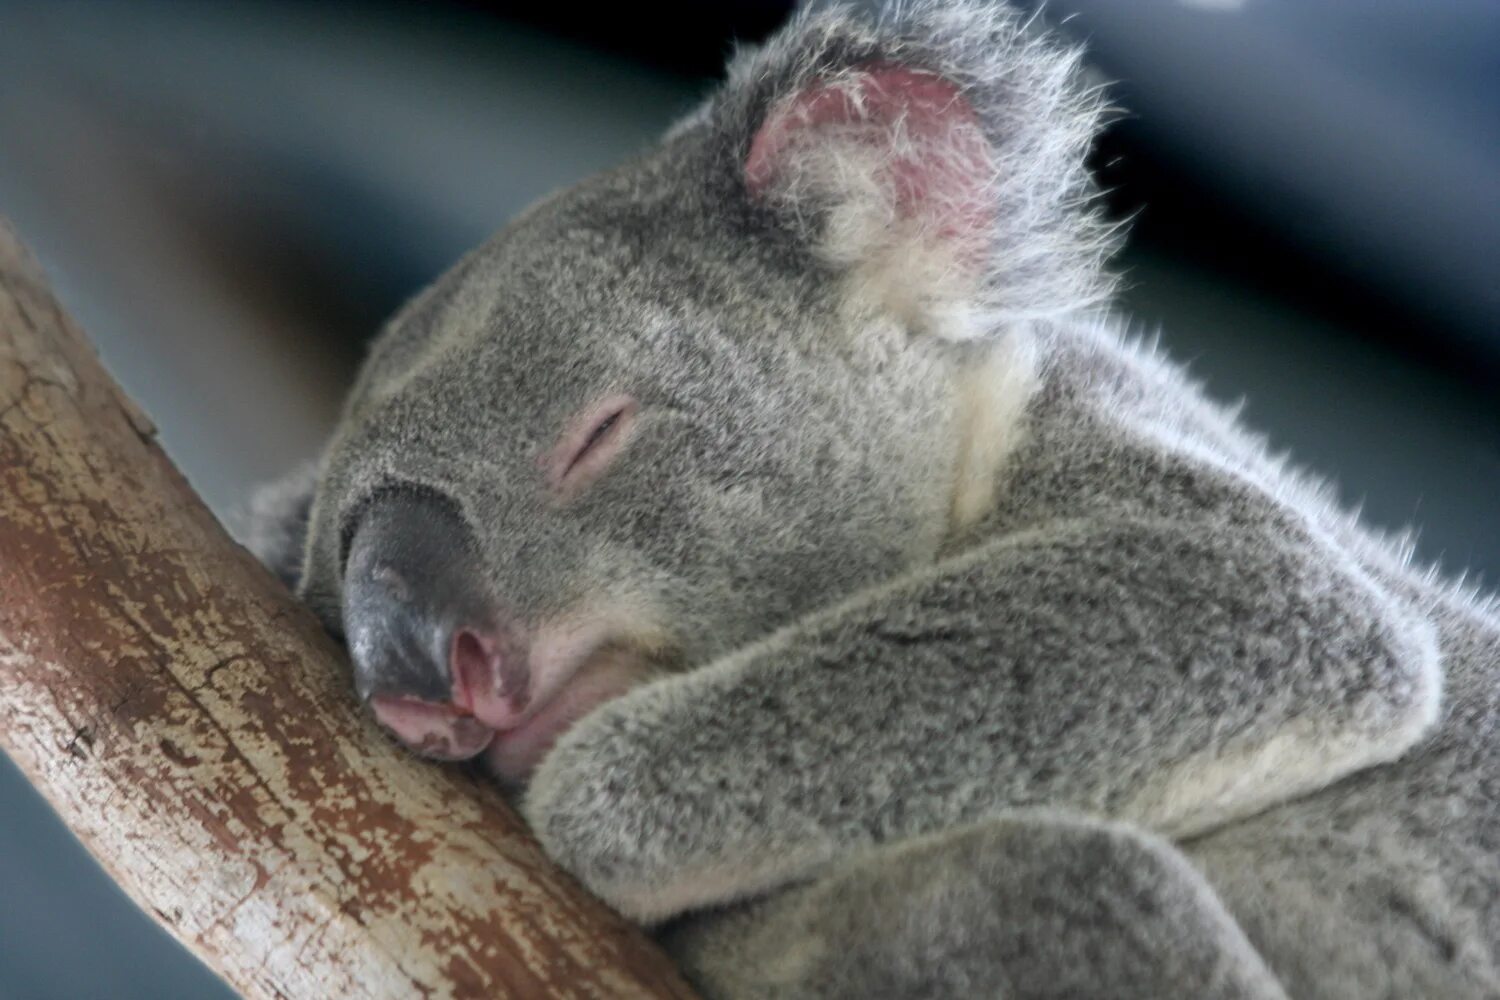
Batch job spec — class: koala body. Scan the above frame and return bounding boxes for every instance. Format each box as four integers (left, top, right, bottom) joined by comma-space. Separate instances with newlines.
244, 3, 1500, 997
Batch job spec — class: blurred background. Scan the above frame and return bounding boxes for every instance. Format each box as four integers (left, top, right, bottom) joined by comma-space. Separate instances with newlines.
0, 1, 1495, 995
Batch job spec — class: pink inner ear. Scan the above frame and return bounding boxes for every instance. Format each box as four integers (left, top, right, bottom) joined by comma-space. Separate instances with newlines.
745, 64, 993, 246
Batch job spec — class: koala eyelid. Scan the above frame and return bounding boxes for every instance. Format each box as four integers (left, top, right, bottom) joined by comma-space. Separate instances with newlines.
545, 394, 639, 498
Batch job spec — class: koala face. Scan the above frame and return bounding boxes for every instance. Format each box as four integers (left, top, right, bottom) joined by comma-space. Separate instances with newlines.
298, 138, 963, 781
286, 4, 1108, 782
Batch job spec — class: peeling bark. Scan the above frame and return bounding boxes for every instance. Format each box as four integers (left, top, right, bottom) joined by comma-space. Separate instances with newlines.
0, 221, 696, 1000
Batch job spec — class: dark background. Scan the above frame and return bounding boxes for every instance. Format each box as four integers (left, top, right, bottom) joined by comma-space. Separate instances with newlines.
0, 2, 1495, 996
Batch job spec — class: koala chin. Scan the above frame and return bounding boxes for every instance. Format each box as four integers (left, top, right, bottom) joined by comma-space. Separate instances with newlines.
241, 2, 1499, 998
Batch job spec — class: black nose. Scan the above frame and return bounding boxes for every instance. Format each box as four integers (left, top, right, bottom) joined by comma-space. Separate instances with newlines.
341, 490, 492, 703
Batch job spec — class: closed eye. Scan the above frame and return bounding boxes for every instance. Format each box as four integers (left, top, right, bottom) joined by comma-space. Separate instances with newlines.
547, 394, 639, 496
582, 410, 622, 452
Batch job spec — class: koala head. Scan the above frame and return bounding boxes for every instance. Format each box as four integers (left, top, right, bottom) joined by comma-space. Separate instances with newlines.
248, 1, 1111, 783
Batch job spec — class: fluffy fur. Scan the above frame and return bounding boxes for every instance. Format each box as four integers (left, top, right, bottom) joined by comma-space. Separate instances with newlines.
241, 2, 1499, 997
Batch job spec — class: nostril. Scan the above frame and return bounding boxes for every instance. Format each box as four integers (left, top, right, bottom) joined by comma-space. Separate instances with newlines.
451, 628, 498, 715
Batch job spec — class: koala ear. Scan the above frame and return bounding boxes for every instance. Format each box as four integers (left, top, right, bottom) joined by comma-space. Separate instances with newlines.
715, 2, 1116, 338
234, 461, 320, 593
745, 64, 995, 275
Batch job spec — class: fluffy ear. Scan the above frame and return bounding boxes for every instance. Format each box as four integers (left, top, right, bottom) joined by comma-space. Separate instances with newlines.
714, 1, 1115, 338
745, 64, 995, 268
233, 461, 320, 592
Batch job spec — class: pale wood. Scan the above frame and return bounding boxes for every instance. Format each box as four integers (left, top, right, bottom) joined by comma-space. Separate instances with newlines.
0, 221, 697, 1000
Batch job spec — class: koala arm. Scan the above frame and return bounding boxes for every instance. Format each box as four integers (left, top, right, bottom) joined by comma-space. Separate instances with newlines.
664, 811, 1288, 1000
526, 508, 1441, 923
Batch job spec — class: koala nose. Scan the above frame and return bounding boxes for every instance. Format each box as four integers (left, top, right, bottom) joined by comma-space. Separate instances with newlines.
341, 491, 529, 759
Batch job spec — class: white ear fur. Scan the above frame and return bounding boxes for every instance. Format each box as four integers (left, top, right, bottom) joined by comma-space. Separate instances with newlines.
746, 65, 997, 340
949, 331, 1038, 530
720, 2, 1117, 340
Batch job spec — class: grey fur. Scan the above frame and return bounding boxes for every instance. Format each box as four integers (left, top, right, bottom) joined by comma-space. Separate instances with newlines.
245, 2, 1499, 996
234, 459, 319, 591
662, 813, 1287, 1000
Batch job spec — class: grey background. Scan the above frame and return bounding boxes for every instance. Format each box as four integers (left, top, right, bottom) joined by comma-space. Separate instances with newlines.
0, 2, 1495, 996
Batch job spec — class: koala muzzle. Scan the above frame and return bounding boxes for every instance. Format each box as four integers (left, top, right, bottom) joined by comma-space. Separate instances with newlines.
341, 491, 530, 760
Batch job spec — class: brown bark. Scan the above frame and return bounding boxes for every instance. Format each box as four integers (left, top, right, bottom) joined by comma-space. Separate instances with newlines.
0, 221, 697, 1000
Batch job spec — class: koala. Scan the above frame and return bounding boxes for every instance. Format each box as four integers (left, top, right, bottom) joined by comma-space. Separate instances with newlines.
240, 2, 1500, 997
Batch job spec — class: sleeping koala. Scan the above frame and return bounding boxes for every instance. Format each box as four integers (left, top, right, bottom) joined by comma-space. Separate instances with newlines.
241, 2, 1500, 997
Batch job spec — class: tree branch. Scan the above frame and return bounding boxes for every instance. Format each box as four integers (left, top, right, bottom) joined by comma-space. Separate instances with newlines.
0, 220, 695, 999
